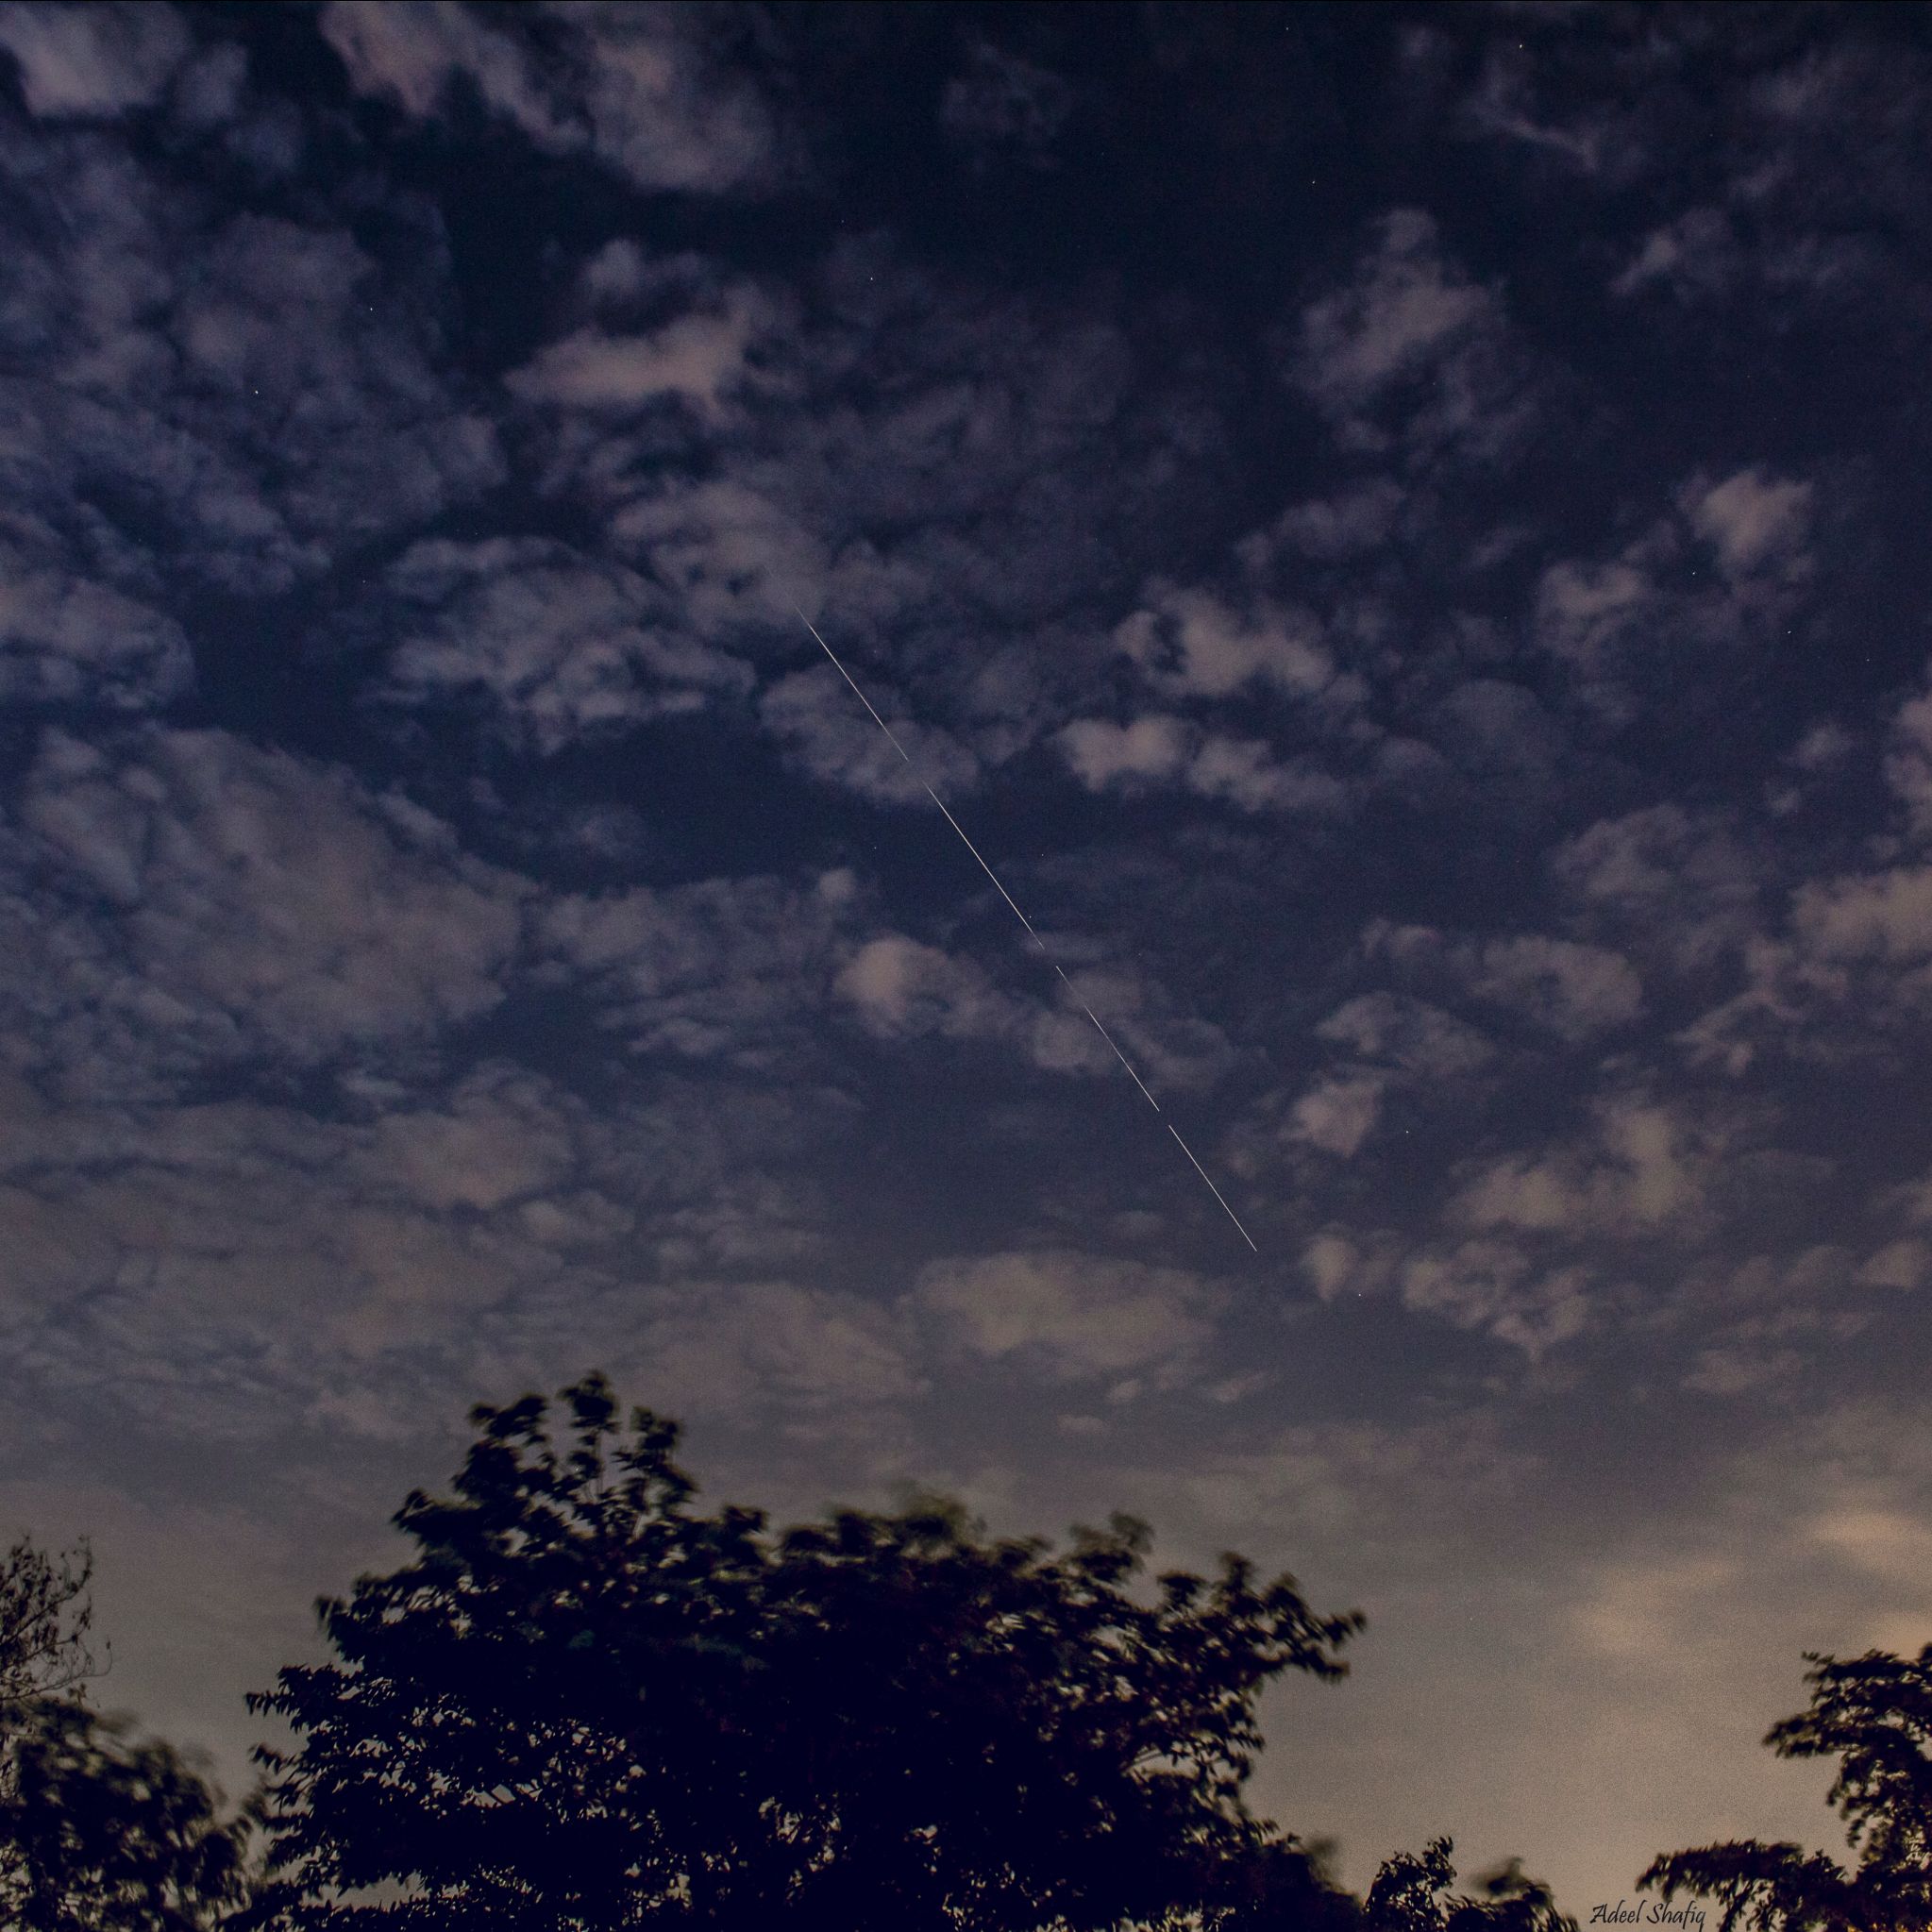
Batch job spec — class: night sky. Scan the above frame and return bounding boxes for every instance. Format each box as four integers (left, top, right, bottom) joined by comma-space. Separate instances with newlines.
3, 0, 1931, 1911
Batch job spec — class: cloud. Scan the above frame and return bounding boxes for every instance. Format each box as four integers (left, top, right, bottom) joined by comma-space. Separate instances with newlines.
1298, 210, 1489, 410
1856, 1238, 1929, 1291
1683, 466, 1813, 581
1114, 583, 1355, 704
1885, 664, 1932, 841
620, 1279, 922, 1422
534, 867, 858, 1067
1456, 49, 1650, 183
1462, 935, 1644, 1040
0, 147, 505, 596
910, 1250, 1220, 1388
1553, 804, 1765, 975
375, 536, 753, 752
1792, 865, 1932, 966
1314, 991, 1495, 1075
2, 729, 527, 1095
1262, 478, 1406, 562
0, 1, 188, 118
1453, 1094, 1722, 1237
1300, 1226, 1589, 1359
1285, 1073, 1388, 1159
835, 932, 1104, 1079
506, 288, 770, 416
1282, 992, 1496, 1160
941, 40, 1076, 168
1058, 714, 1349, 816
760, 663, 981, 809
1611, 207, 1739, 301
1529, 466, 1816, 723
610, 479, 827, 641
319, 0, 776, 193
0, 558, 191, 711
1292, 209, 1535, 462
1363, 923, 1643, 1042
1058, 714, 1190, 788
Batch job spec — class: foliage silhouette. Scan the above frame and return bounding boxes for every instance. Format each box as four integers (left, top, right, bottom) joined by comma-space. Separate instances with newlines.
0, 1532, 252, 1929
246, 1373, 1367, 1930
0, 1536, 102, 1716
0, 1699, 255, 1931
1639, 1644, 1932, 1932
1365, 1839, 1575, 1932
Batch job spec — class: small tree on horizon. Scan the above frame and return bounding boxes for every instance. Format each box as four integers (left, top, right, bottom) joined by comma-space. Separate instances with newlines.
246, 1372, 1368, 1930
1366, 1838, 1575, 1932
1640, 1644, 1932, 1932
0, 1532, 253, 1929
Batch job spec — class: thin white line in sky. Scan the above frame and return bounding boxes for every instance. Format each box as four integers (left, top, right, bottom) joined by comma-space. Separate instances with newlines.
797, 609, 1257, 1252
1168, 1124, 1260, 1254
797, 607, 915, 765
921, 783, 1049, 950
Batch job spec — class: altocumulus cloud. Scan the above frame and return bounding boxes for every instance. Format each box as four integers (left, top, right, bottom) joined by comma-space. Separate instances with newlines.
0, 6, 1929, 1918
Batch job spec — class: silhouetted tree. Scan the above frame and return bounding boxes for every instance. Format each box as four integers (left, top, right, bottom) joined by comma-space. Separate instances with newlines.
1367, 1838, 1574, 1932
247, 1374, 1365, 1930
0, 1531, 254, 1927
0, 1699, 255, 1930
1640, 1644, 1932, 1932
0, 1535, 102, 1715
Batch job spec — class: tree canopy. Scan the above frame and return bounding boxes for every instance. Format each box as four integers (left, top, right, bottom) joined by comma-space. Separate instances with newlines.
1363, 1840, 1575, 1932
1640, 1644, 1932, 1932
0, 1533, 251, 1930
246, 1373, 1367, 1930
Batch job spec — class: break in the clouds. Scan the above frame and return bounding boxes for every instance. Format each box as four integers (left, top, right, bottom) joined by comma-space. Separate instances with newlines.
2, 2, 1931, 1914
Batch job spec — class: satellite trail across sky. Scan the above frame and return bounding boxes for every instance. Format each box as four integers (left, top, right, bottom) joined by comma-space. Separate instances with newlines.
796, 610, 1260, 1253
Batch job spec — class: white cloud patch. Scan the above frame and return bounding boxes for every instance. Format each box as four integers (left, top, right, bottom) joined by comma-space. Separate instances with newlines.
0, 157, 505, 597
1885, 664, 1932, 842
1531, 467, 1814, 718
612, 479, 828, 640
1286, 1072, 1388, 1159
910, 1250, 1220, 1388
378, 537, 753, 752
535, 868, 856, 1066
0, 1, 189, 118
1363, 922, 1643, 1041
1292, 209, 1534, 461
1058, 714, 1347, 816
1611, 207, 1739, 301
1683, 466, 1813, 582
1114, 583, 1356, 704
506, 288, 770, 417
0, 559, 191, 711
1453, 1094, 1722, 1237
618, 1279, 922, 1422
1301, 1225, 1589, 1359
1553, 804, 1765, 975
760, 663, 981, 809
1463, 935, 1645, 1040
319, 0, 775, 193
1058, 714, 1190, 788
3, 730, 527, 1095
1284, 992, 1495, 1160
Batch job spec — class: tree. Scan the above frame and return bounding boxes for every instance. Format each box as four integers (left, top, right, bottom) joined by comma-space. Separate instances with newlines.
1366, 1839, 1574, 1932
247, 1374, 1366, 1930
0, 1700, 255, 1931
0, 1533, 254, 1930
1640, 1644, 1932, 1932
0, 1535, 103, 1717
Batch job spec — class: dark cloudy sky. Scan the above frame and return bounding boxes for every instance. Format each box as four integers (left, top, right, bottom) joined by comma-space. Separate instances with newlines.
3, 0, 1931, 1909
